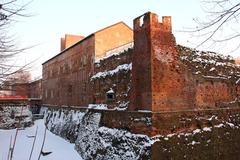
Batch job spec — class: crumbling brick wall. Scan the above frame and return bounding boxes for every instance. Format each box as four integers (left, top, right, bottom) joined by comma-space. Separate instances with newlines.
90, 49, 132, 108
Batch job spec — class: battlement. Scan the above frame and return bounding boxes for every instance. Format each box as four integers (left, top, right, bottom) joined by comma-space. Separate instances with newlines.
134, 12, 172, 32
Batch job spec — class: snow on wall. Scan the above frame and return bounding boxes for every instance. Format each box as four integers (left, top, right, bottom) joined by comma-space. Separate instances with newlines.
75, 112, 150, 160
90, 63, 132, 81
45, 109, 85, 143
0, 106, 32, 129
44, 108, 151, 159
151, 117, 240, 159
178, 45, 240, 83
44, 107, 240, 159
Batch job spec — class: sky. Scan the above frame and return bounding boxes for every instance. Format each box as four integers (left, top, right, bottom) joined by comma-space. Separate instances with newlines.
11, 0, 240, 79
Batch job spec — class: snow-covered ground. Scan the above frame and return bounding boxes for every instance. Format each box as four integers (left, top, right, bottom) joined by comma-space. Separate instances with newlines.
0, 119, 82, 160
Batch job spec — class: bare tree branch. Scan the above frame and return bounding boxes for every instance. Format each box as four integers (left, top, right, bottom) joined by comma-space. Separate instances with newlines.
183, 0, 240, 53
0, 0, 34, 84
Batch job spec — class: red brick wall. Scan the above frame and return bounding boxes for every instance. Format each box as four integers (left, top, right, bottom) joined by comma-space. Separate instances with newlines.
94, 22, 133, 61
42, 12, 239, 112
42, 22, 133, 107
42, 35, 95, 106
130, 12, 196, 111
90, 50, 132, 108
130, 13, 152, 111
61, 34, 84, 51
29, 79, 42, 98
130, 12, 239, 112
11, 83, 29, 97
235, 58, 240, 64
195, 80, 234, 108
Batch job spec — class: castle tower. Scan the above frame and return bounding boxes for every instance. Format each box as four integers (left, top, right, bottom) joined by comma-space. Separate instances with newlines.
130, 12, 191, 111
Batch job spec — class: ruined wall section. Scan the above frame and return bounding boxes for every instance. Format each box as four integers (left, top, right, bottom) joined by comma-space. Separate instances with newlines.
178, 45, 240, 108
150, 14, 196, 111
90, 49, 132, 109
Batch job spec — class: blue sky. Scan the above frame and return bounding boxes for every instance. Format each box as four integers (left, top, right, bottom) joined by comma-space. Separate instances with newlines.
12, 0, 239, 78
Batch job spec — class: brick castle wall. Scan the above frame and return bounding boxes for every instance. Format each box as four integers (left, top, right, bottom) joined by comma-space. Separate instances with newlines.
130, 12, 239, 112
42, 22, 133, 107
42, 12, 239, 134
90, 48, 132, 108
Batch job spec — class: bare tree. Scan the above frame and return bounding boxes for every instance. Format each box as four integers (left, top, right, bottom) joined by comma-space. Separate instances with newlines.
0, 0, 32, 84
187, 0, 240, 53
6, 69, 31, 83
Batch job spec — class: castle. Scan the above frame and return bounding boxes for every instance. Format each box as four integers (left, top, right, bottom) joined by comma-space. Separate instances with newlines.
1, 11, 239, 135
42, 22, 133, 106
42, 12, 240, 112
1, 12, 240, 159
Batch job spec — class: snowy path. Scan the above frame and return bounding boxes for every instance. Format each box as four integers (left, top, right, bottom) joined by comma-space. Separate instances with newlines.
0, 119, 82, 160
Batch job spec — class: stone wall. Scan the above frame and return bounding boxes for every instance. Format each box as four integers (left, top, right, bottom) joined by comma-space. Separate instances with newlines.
44, 106, 240, 159
44, 107, 151, 159
0, 106, 33, 129
151, 121, 240, 160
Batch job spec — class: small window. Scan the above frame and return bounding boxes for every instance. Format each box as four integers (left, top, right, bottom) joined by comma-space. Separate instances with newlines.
50, 90, 54, 99
106, 88, 115, 101
68, 85, 72, 93
107, 93, 114, 100
45, 90, 48, 98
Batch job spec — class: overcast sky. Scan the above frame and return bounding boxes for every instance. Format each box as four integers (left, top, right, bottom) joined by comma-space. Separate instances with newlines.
12, 0, 239, 79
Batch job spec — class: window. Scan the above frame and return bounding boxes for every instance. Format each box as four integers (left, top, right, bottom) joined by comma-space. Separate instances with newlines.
83, 55, 87, 65
68, 85, 72, 93
106, 88, 115, 101
106, 93, 114, 100
50, 90, 54, 99
45, 90, 48, 98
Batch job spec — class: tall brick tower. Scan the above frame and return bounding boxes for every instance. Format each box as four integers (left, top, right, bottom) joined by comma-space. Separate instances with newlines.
130, 12, 193, 111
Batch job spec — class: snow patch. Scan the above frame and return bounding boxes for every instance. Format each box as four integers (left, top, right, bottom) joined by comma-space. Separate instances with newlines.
106, 88, 114, 94
91, 63, 132, 80
88, 104, 108, 110
203, 127, 212, 132
215, 123, 224, 128
193, 129, 201, 134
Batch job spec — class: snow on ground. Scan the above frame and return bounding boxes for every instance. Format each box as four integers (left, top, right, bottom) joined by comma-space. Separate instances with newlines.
0, 119, 82, 160
0, 107, 33, 129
